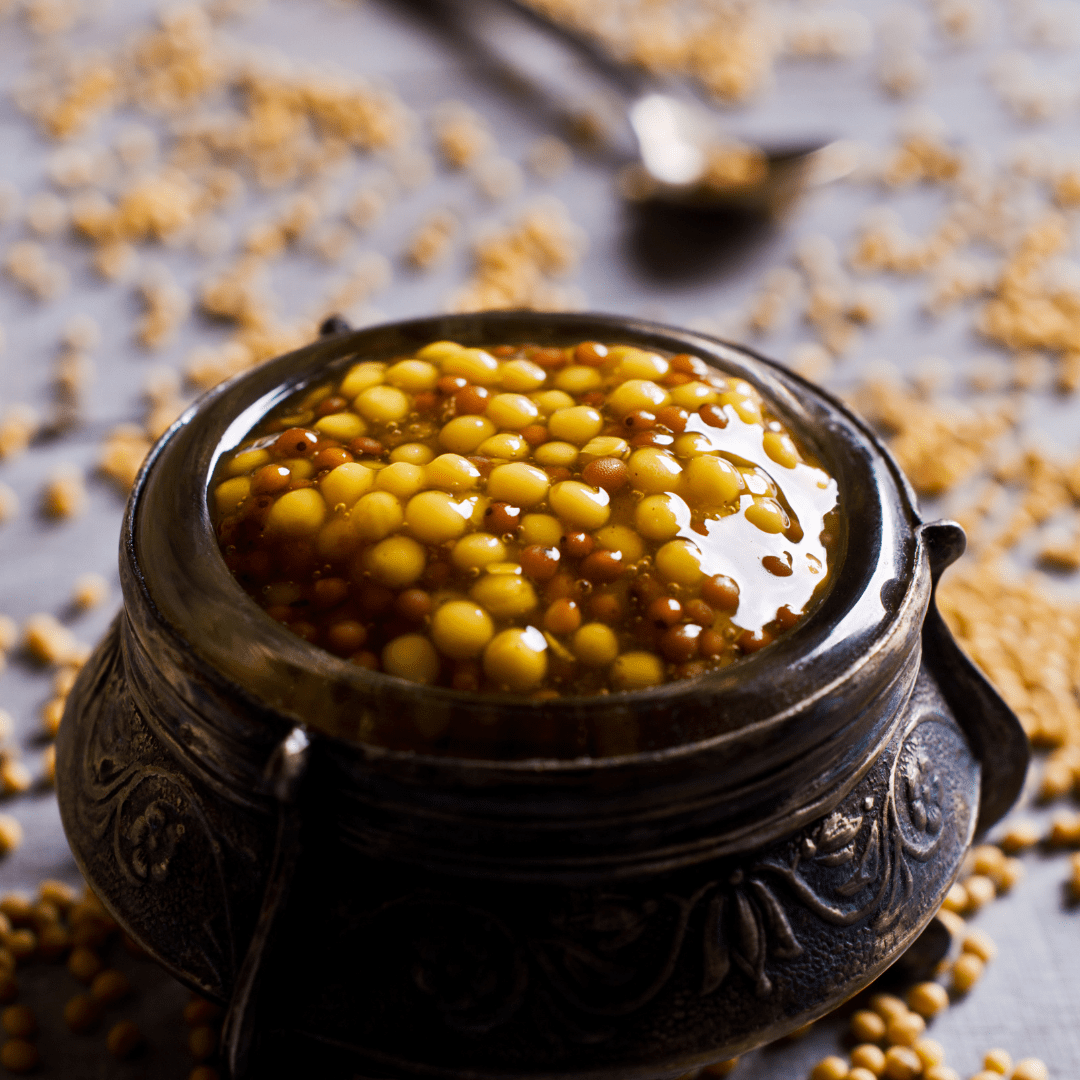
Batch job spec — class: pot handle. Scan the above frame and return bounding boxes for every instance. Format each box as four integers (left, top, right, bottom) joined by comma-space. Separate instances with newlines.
918, 520, 1030, 833
221, 725, 310, 1079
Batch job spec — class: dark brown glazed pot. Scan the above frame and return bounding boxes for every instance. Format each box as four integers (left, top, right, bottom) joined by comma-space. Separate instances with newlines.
56, 312, 1029, 1079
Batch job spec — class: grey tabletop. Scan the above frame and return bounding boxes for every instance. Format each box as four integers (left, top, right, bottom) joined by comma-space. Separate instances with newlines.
0, 0, 1078, 1076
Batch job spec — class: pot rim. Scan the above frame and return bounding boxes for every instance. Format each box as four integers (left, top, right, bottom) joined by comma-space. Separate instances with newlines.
125, 310, 924, 771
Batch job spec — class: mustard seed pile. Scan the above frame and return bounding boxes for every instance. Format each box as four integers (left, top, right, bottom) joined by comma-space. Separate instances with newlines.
212, 340, 838, 695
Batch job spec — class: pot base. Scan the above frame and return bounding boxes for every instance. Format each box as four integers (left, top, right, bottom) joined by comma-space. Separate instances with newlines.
60, 628, 976, 1077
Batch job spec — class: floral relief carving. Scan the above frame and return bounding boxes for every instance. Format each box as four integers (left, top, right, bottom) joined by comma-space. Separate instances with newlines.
126, 798, 187, 883
63, 625, 239, 991
701, 872, 802, 998
388, 717, 955, 1037
762, 720, 948, 935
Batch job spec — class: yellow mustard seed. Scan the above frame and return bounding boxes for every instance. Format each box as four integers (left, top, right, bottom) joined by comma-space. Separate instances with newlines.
553, 365, 603, 395
607, 379, 670, 415
595, 524, 644, 563
385, 360, 438, 392
486, 463, 549, 506
1048, 811, 1080, 847
265, 488, 326, 537
71, 572, 108, 611
212, 338, 836, 700
763, 429, 799, 468
106, 1019, 143, 1060
809, 1055, 849, 1080
994, 856, 1024, 892
63, 992, 101, 1034
430, 601, 494, 660
477, 432, 529, 460
912, 1036, 944, 1068
188, 1023, 218, 1061
90, 968, 131, 1005
1012, 1058, 1049, 1080
971, 844, 1006, 878
701, 1060, 738, 1077
962, 928, 998, 962
0, 760, 32, 797
0, 818, 24, 857
907, 981, 949, 1018
685, 455, 742, 506
439, 415, 497, 454
655, 539, 704, 586
849, 1069, 878, 1080
611, 651, 665, 691
572, 623, 619, 667
982, 1048, 1012, 1074
745, 496, 787, 533
942, 882, 969, 913
390, 442, 435, 466
519, 513, 563, 546
470, 573, 537, 620
451, 533, 506, 570
963, 874, 997, 910
923, 1067, 960, 1080
883, 1045, 922, 1080
0, 1038, 39, 1073
886, 1011, 925, 1047
364, 536, 426, 588
548, 480, 610, 530
548, 405, 603, 445
482, 627, 547, 691
1, 1005, 36, 1038
487, 393, 539, 430
634, 492, 689, 541
627, 447, 683, 494
950, 950, 984, 993
441, 347, 500, 385
533, 440, 578, 468
850, 1043, 887, 1074
870, 994, 910, 1022
67, 945, 103, 983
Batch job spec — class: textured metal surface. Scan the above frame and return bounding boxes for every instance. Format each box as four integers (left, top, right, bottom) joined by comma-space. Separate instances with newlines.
2, 0, 1077, 1075
55, 317, 1025, 1077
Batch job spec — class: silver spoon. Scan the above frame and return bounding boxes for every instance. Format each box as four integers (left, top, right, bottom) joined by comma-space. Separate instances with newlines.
480, 0, 856, 213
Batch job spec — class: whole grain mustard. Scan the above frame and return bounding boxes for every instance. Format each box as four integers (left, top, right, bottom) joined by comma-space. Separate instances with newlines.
212, 340, 839, 695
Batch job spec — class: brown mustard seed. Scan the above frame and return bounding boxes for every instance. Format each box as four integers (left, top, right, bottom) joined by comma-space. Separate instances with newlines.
520, 545, 561, 582
272, 427, 318, 457
648, 597, 683, 628
542, 599, 580, 635
581, 457, 628, 492
580, 550, 624, 583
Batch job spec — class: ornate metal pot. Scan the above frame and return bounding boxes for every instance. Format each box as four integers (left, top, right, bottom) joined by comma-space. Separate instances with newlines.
56, 313, 1029, 1079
